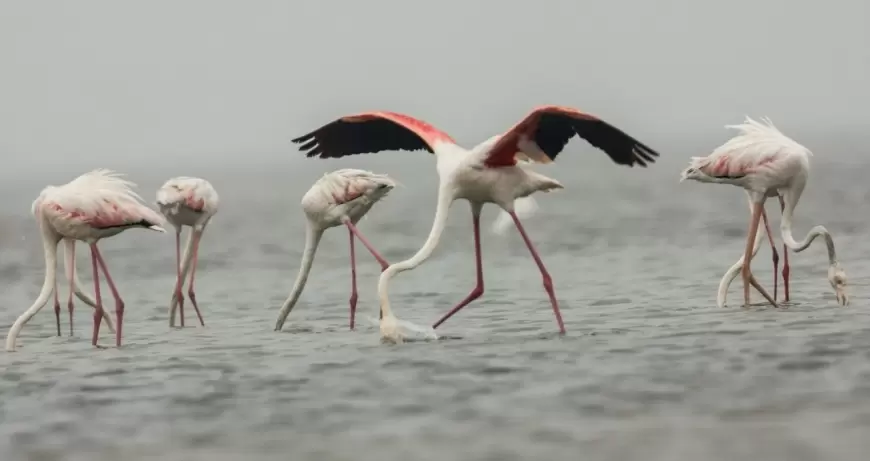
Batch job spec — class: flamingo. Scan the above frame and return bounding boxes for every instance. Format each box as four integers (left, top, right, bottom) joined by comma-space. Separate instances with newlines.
291, 106, 661, 341
274, 169, 395, 332
680, 116, 848, 308
156, 176, 219, 328
6, 169, 166, 352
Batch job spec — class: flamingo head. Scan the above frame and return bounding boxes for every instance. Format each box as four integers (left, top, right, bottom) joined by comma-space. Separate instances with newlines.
828, 262, 849, 306
679, 157, 713, 183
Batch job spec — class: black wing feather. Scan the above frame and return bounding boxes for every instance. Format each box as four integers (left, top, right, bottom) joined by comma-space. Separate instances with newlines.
533, 113, 661, 167
292, 119, 433, 159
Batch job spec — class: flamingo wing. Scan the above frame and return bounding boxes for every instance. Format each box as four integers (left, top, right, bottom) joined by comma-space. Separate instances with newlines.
483, 105, 661, 168
292, 111, 456, 159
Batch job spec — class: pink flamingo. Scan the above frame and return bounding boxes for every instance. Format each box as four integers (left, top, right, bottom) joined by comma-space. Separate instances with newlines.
680, 117, 848, 308
274, 169, 395, 332
6, 169, 166, 351
156, 176, 219, 328
291, 106, 660, 341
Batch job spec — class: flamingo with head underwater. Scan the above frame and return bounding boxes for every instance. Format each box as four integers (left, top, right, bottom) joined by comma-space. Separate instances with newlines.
274, 168, 396, 331
291, 105, 661, 342
6, 169, 166, 352
156, 176, 219, 328
680, 116, 848, 308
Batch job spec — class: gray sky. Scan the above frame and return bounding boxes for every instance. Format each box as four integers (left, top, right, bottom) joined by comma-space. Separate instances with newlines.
1, 0, 867, 175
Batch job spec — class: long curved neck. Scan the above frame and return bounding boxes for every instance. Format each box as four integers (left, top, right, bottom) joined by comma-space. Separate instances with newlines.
167, 228, 201, 324
274, 220, 323, 331
179, 228, 199, 281
6, 217, 60, 351
780, 180, 837, 265
378, 186, 454, 319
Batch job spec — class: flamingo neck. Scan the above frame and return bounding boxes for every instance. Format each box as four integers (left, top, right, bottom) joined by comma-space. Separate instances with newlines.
378, 186, 454, 319
274, 219, 323, 331
780, 181, 837, 265
6, 216, 61, 351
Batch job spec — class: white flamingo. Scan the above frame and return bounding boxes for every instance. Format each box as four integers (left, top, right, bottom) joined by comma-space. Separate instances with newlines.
156, 176, 219, 328
6, 169, 166, 351
274, 169, 395, 332
680, 116, 848, 308
291, 106, 661, 342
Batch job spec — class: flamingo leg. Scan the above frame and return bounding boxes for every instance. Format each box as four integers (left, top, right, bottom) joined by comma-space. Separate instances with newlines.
743, 203, 777, 307
432, 210, 484, 329
186, 230, 205, 327
344, 221, 389, 271
347, 225, 358, 330
53, 280, 61, 337
344, 221, 389, 320
760, 208, 780, 302
92, 245, 125, 347
89, 244, 105, 348
779, 195, 790, 302
509, 211, 566, 335
173, 229, 186, 327
67, 242, 75, 336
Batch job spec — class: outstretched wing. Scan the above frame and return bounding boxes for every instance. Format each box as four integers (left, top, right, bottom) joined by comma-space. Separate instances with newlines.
484, 105, 661, 168
292, 111, 456, 159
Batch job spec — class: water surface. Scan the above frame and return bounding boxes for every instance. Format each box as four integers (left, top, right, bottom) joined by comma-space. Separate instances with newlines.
1, 151, 868, 460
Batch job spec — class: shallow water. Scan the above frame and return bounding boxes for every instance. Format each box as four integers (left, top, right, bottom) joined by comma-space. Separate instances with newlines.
1, 151, 869, 461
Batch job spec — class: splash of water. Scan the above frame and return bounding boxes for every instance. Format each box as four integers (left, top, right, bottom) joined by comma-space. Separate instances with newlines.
364, 315, 439, 344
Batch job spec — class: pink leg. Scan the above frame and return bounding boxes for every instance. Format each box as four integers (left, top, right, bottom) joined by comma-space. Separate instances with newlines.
173, 230, 186, 327
432, 211, 484, 329
53, 281, 61, 337
345, 221, 389, 271
509, 211, 566, 335
779, 196, 790, 302
347, 225, 358, 330
90, 244, 104, 347
186, 231, 205, 327
67, 242, 75, 336
761, 209, 779, 302
92, 245, 125, 347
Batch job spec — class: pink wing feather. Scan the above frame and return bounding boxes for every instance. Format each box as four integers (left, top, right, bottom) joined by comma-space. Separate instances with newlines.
40, 169, 165, 231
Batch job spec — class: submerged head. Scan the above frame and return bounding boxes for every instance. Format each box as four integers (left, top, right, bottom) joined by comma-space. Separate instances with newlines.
828, 263, 849, 306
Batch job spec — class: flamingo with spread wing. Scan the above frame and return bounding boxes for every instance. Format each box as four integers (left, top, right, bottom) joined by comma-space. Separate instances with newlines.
291, 106, 661, 341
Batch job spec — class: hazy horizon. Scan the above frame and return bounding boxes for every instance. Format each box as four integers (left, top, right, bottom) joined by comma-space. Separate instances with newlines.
2, 0, 868, 179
